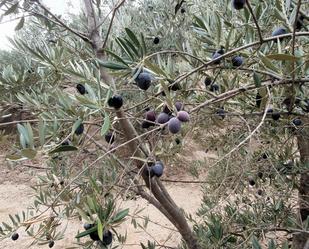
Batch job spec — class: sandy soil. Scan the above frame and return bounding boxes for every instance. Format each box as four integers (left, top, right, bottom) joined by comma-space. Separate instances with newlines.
0, 182, 202, 249
0, 138, 209, 249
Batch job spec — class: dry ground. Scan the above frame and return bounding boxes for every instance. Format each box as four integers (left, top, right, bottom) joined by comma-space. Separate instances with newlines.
0, 137, 211, 249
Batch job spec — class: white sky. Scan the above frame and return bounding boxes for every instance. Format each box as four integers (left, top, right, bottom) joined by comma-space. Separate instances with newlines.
0, 0, 81, 50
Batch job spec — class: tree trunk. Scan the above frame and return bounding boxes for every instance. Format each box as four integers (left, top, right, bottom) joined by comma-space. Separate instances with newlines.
82, 1, 200, 248
294, 124, 309, 249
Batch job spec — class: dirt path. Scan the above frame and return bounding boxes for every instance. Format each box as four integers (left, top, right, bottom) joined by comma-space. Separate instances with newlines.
0, 181, 202, 249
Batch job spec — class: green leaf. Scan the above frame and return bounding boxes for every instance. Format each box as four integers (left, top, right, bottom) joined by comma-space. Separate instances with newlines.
215, 12, 222, 45
253, 72, 261, 87
6, 154, 24, 161
98, 60, 129, 70
38, 118, 46, 146
144, 60, 167, 78
104, 49, 130, 66
252, 236, 262, 249
115, 37, 135, 60
25, 123, 34, 148
21, 148, 37, 159
2, 222, 12, 231
76, 207, 90, 221
193, 15, 207, 31
123, 38, 140, 57
110, 208, 129, 223
100, 114, 110, 137
140, 243, 147, 249
9, 214, 17, 226
266, 54, 299, 61
17, 124, 29, 145
140, 33, 147, 56
72, 119, 82, 134
125, 28, 141, 49
76, 95, 98, 109
49, 145, 78, 154
97, 219, 103, 241
15, 16, 25, 31
281, 241, 289, 249
4, 2, 19, 15
75, 226, 97, 239
259, 53, 280, 73
268, 239, 276, 249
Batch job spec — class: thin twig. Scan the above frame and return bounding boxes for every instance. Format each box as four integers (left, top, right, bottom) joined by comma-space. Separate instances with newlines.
206, 87, 271, 169
102, 0, 126, 49
35, 0, 91, 43
290, 0, 302, 110
246, 0, 264, 43
190, 78, 309, 113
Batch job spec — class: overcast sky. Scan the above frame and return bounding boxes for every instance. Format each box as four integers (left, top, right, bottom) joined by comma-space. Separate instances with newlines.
0, 0, 81, 50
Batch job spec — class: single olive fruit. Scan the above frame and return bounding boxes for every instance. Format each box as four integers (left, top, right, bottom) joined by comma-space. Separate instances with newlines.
210, 84, 219, 92
11, 232, 19, 241
168, 82, 181, 91
177, 111, 190, 122
175, 101, 183, 111
48, 240, 55, 248
204, 77, 212, 86
105, 132, 115, 144
216, 108, 226, 119
157, 112, 170, 124
153, 37, 160, 44
102, 230, 113, 246
84, 223, 94, 230
248, 178, 256, 186
151, 161, 164, 177
74, 123, 84, 135
292, 118, 302, 126
261, 153, 268, 159
257, 172, 263, 179
163, 105, 172, 115
135, 72, 152, 90
76, 84, 87, 95
271, 27, 287, 42
141, 121, 152, 129
107, 95, 123, 109
256, 93, 262, 108
231, 56, 244, 67
90, 232, 100, 241
271, 112, 281, 121
267, 108, 273, 113
145, 110, 156, 122
232, 0, 246, 10
211, 48, 225, 64
61, 140, 69, 146
296, 15, 305, 31
168, 117, 181, 134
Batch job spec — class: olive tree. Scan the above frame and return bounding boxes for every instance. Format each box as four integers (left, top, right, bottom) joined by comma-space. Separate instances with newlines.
0, 0, 308, 248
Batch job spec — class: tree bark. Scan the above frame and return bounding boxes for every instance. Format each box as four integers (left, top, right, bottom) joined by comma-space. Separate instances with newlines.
294, 123, 309, 249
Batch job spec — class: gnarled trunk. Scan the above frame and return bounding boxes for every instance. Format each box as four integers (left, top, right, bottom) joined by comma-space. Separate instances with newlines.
294, 123, 309, 249
82, 1, 199, 248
